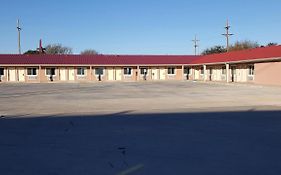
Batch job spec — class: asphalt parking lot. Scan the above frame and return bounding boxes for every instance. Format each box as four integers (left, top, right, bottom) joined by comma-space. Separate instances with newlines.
1, 82, 281, 175
1, 81, 281, 116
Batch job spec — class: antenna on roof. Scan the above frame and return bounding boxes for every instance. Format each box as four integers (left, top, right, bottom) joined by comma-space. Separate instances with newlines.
222, 19, 234, 52
17, 19, 22, 54
192, 35, 200, 55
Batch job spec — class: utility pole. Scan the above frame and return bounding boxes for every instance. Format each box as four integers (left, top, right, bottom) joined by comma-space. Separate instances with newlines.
192, 35, 199, 55
17, 19, 22, 54
222, 19, 233, 52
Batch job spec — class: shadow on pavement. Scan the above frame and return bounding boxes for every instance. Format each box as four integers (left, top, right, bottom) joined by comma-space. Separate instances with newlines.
1, 110, 281, 175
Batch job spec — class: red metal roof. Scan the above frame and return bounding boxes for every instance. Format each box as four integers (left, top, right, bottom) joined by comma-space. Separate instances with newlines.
0, 54, 199, 65
191, 45, 281, 64
0, 46, 281, 65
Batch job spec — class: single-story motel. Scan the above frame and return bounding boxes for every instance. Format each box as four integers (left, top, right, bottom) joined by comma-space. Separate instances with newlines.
0, 46, 281, 86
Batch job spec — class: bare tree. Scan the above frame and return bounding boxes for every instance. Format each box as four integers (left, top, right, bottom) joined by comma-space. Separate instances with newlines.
45, 44, 72, 54
228, 40, 259, 52
81, 49, 98, 55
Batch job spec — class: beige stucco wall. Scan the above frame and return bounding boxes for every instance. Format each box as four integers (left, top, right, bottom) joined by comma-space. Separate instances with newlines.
255, 62, 281, 86
25, 67, 40, 83
138, 67, 152, 81
166, 66, 183, 81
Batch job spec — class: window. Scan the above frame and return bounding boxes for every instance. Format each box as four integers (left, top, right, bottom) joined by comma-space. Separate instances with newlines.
0, 68, 4, 76
124, 67, 132, 75
249, 65, 254, 76
222, 66, 226, 75
77, 67, 86, 76
95, 68, 104, 75
140, 68, 148, 75
200, 67, 204, 75
184, 67, 191, 75
168, 67, 175, 75
27, 68, 37, 76
46, 68, 56, 76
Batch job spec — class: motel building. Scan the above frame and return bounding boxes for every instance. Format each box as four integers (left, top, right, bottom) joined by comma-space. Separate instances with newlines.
0, 46, 281, 86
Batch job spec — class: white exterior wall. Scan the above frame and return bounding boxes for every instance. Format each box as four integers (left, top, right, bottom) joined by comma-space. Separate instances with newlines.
194, 69, 200, 80
159, 68, 166, 80
151, 68, 158, 80
213, 68, 222, 81
236, 66, 248, 82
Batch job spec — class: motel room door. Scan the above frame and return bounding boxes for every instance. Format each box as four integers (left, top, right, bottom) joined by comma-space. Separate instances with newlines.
115, 68, 122, 81
60, 68, 67, 81
151, 68, 158, 80
194, 69, 199, 80
108, 68, 114, 81
159, 68, 166, 80
18, 68, 25, 82
8, 68, 16, 82
68, 68, 75, 81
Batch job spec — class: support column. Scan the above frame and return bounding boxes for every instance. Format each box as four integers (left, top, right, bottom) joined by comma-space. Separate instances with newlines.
203, 65, 207, 81
226, 63, 230, 83
137, 66, 140, 81
90, 66, 92, 81
57, 67, 60, 81
191, 67, 195, 80
39, 65, 42, 83
182, 65, 185, 81
114, 67, 116, 81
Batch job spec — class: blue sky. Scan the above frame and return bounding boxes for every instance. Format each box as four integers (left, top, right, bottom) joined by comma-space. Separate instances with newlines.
0, 0, 280, 55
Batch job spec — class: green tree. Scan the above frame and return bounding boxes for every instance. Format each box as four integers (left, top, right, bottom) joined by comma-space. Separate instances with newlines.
201, 46, 227, 55
267, 42, 278, 47
24, 50, 39, 55
80, 49, 98, 55
45, 44, 72, 54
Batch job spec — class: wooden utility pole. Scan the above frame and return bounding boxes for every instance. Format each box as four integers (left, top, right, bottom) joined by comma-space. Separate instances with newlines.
192, 35, 199, 55
17, 19, 22, 54
222, 19, 233, 52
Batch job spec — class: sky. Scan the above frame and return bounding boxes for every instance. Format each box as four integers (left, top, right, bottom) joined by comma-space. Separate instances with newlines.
0, 0, 281, 55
